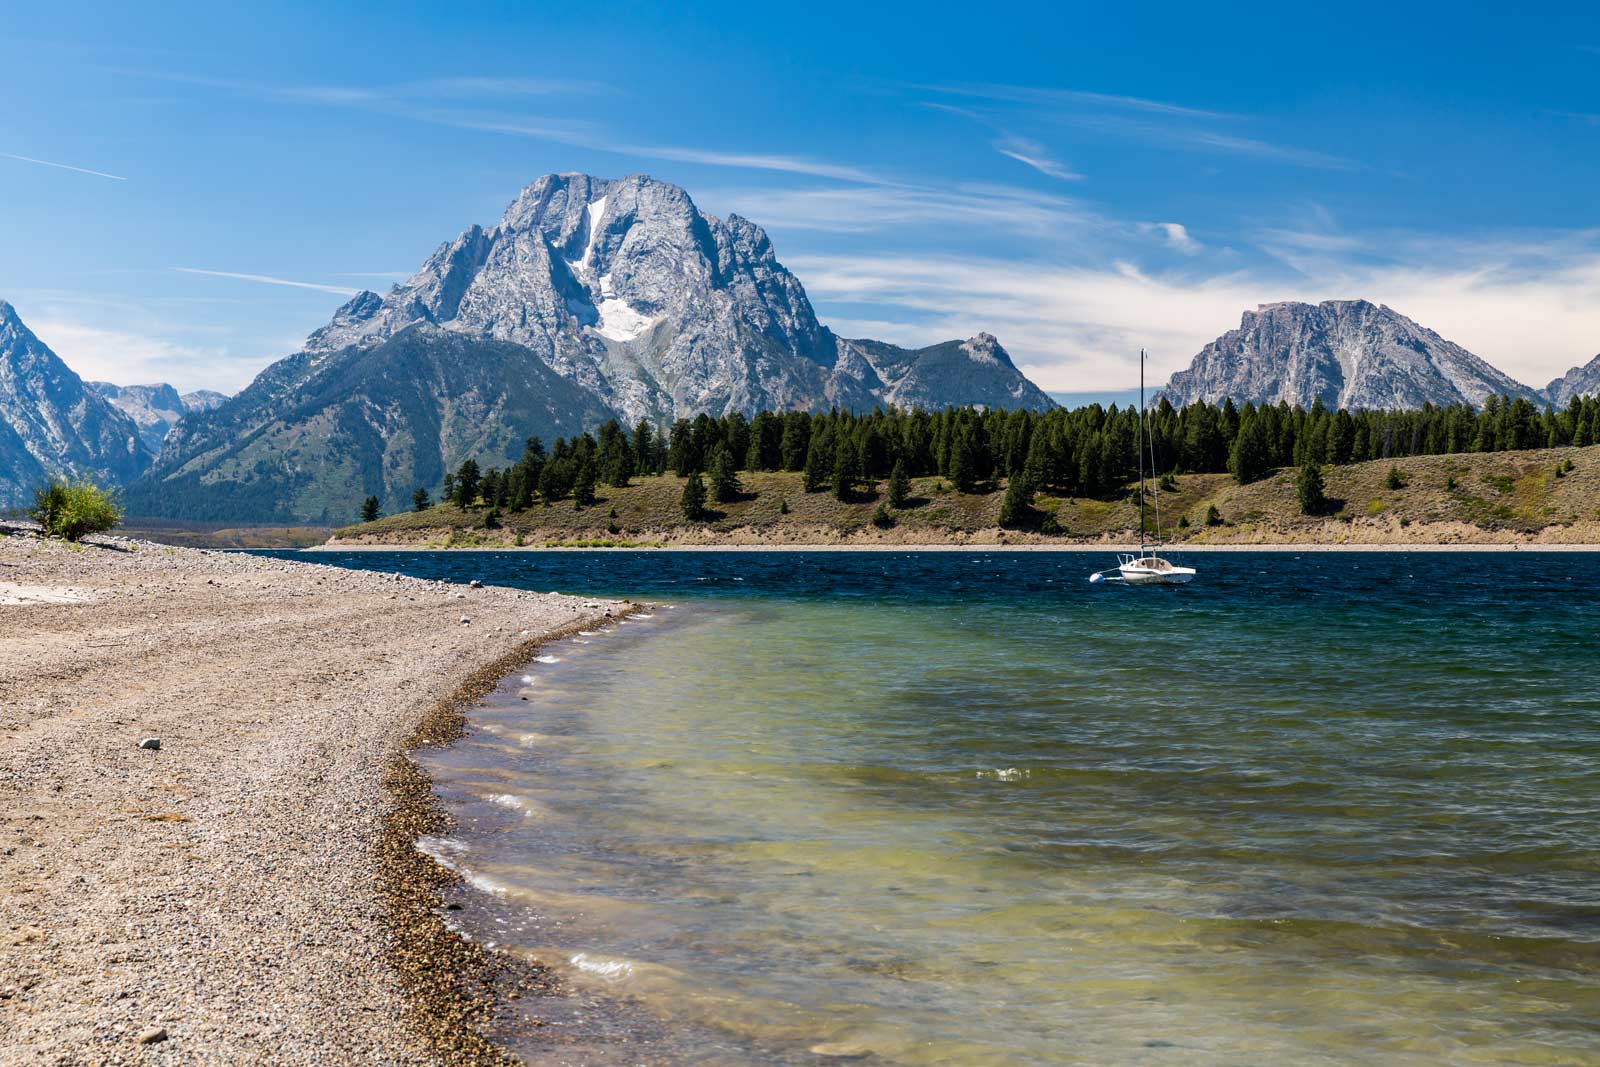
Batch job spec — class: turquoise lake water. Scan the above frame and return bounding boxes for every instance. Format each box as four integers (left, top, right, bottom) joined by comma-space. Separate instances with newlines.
299, 550, 1600, 1065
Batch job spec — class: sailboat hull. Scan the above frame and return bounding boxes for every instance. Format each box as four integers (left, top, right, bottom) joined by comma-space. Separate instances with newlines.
1118, 564, 1196, 586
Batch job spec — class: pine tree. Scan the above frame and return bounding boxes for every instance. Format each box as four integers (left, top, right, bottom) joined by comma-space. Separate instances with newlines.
411, 487, 430, 512
1384, 465, 1406, 490
1297, 461, 1328, 515
709, 445, 741, 503
886, 459, 910, 508
360, 496, 380, 523
1229, 418, 1273, 484
832, 439, 861, 501
803, 431, 831, 493
1205, 503, 1223, 526
573, 461, 597, 508
998, 475, 1034, 529
870, 503, 894, 528
453, 459, 481, 507
441, 472, 456, 505
948, 429, 977, 494
681, 472, 707, 520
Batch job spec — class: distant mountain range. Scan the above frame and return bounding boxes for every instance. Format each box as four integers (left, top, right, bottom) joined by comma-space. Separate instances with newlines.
88, 381, 227, 452
3, 178, 1599, 520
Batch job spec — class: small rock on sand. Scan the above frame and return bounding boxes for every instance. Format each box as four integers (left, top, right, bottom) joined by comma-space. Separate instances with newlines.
137, 738, 161, 751
137, 1026, 167, 1044
468, 579, 483, 588
459, 616, 471, 625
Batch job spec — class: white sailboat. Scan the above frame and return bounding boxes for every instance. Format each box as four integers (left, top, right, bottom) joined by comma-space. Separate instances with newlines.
1090, 350, 1196, 586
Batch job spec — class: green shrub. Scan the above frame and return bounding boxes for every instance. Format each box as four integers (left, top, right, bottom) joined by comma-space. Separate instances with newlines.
1385, 466, 1406, 490
1204, 504, 1222, 526
1040, 513, 1063, 536
870, 503, 894, 529
30, 477, 121, 542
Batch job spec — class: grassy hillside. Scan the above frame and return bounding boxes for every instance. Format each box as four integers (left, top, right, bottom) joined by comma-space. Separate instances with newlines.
330, 445, 1600, 547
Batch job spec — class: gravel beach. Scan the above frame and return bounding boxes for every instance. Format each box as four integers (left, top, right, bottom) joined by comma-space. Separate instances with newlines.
0, 526, 625, 1065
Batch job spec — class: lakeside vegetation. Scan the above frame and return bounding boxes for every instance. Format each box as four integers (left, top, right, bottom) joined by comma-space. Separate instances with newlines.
29, 477, 121, 541
337, 443, 1600, 547
355, 395, 1600, 531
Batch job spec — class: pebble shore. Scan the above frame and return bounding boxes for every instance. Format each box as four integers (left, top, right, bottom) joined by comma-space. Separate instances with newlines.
0, 525, 626, 1065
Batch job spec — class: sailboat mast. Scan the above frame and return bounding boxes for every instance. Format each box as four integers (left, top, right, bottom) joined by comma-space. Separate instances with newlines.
1139, 349, 1146, 553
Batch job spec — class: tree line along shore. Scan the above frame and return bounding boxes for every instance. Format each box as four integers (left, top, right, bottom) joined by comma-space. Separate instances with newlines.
333, 399, 1600, 547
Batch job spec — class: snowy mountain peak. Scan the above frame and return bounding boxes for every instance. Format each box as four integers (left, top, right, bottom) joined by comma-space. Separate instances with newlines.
137, 173, 1052, 521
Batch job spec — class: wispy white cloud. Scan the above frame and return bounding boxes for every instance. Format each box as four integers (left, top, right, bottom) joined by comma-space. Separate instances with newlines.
1052, 113, 1358, 170
1143, 222, 1201, 254
918, 82, 1236, 120
114, 68, 882, 184
27, 317, 249, 393
2, 152, 126, 181
790, 237, 1600, 392
174, 268, 360, 296
608, 143, 880, 183
993, 135, 1082, 181
916, 81, 1355, 171
108, 68, 611, 103
705, 182, 1095, 235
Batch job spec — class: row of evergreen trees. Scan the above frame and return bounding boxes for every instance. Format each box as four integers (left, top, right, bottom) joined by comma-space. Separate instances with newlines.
360, 392, 1600, 520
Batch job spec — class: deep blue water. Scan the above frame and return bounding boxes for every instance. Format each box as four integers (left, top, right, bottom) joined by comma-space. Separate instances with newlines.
274, 549, 1600, 1066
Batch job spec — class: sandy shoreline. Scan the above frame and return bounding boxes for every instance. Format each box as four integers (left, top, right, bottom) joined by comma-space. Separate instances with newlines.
0, 525, 626, 1065
308, 541, 1600, 553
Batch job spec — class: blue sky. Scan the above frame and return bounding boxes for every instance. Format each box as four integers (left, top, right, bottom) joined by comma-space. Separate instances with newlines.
3, 1, 1599, 396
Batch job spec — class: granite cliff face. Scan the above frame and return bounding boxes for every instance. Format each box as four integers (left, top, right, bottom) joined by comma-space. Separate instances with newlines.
1161, 300, 1542, 410
137, 172, 1052, 521
1544, 355, 1600, 406
0, 302, 149, 508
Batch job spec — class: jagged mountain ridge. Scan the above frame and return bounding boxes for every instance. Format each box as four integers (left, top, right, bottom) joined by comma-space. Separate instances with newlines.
1544, 355, 1600, 406
127, 325, 613, 522
0, 302, 149, 508
1160, 300, 1545, 410
137, 172, 1053, 521
89, 382, 233, 451
291, 172, 1053, 420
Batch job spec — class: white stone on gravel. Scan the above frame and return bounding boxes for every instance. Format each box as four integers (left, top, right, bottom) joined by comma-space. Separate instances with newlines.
137, 737, 161, 750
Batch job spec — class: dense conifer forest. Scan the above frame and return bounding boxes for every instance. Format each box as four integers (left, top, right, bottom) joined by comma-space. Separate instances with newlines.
408, 395, 1600, 525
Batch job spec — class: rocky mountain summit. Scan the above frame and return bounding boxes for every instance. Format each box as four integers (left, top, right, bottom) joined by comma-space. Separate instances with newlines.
1161, 300, 1543, 410
291, 172, 1051, 420
1544, 355, 1600, 406
88, 382, 232, 451
0, 301, 149, 508
136, 172, 1052, 521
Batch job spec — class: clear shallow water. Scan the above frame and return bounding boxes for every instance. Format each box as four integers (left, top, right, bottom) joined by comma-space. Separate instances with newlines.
295, 551, 1600, 1065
